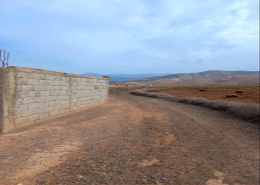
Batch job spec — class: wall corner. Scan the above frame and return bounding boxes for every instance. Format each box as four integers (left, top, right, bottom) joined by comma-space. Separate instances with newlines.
2, 67, 17, 133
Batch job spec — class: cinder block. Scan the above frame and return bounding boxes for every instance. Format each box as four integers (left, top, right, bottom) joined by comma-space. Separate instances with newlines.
49, 110, 59, 116
49, 91, 59, 96
61, 86, 69, 91
47, 80, 54, 85
23, 97, 36, 104
59, 109, 66, 114
34, 73, 45, 79
54, 104, 61, 110
76, 94, 83, 98
51, 80, 60, 86
36, 96, 45, 102
44, 74, 55, 80
22, 85, 34, 91
49, 101, 58, 106
60, 76, 68, 81
40, 113, 49, 119
28, 91, 41, 97
44, 85, 51, 91
45, 96, 56, 101
39, 102, 49, 108
34, 85, 45, 91
45, 106, 54, 113
59, 81, 67, 86
14, 111, 22, 119
28, 79, 39, 85
33, 107, 43, 114
39, 80, 46, 85
15, 117, 28, 125
16, 84, 22, 91
80, 82, 86, 86
59, 99, 69, 105
60, 95, 69, 100
16, 72, 25, 78
54, 86, 62, 91
54, 76, 61, 81
21, 109, 34, 117
40, 91, 50, 96
28, 114, 40, 122
17, 72, 34, 78
18, 91, 29, 98
15, 98, 23, 106
59, 91, 67, 96
15, 104, 28, 112
16, 77, 29, 85
65, 109, 70, 113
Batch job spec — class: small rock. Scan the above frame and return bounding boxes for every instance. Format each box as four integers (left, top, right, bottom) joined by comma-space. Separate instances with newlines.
142, 179, 148, 183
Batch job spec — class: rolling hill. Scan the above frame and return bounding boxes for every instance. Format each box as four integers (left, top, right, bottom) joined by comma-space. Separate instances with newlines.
83, 73, 170, 82
110, 71, 259, 85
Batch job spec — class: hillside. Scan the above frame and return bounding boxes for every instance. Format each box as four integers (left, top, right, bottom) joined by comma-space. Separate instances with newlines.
110, 71, 259, 85
83, 73, 170, 82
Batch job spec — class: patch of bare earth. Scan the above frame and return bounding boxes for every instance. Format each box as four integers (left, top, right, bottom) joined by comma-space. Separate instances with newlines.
150, 85, 259, 104
0, 93, 259, 184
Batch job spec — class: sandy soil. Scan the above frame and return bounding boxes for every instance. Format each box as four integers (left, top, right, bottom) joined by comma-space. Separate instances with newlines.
0, 93, 259, 185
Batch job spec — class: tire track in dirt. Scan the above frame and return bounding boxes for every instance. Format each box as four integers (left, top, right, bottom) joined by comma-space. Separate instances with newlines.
114, 93, 259, 184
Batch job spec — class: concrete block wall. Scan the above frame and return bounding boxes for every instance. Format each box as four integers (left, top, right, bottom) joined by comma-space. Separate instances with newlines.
0, 67, 109, 133
71, 77, 108, 109
0, 69, 3, 132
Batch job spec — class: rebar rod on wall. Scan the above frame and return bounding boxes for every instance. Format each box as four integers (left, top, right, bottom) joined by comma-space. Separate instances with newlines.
0, 49, 10, 67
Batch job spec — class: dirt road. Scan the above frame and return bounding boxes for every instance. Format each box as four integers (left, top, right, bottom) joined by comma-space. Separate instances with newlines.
0, 93, 259, 185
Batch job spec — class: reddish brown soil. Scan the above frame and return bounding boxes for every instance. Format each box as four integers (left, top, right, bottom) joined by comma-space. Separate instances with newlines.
147, 85, 259, 104
0, 93, 259, 185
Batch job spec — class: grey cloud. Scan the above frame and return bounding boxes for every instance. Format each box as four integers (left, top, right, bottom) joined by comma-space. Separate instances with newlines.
1, 0, 258, 74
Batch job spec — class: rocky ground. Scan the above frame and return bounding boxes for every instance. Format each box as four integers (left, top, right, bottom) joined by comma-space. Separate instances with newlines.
0, 92, 259, 185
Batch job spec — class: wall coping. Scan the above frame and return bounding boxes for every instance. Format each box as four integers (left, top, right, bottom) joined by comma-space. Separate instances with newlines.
7, 66, 108, 79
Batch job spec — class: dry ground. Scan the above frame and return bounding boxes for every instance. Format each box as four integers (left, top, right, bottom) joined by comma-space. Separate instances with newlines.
0, 92, 259, 184
144, 85, 259, 104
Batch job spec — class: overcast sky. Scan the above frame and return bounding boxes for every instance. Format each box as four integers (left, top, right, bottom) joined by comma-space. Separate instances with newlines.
0, 0, 259, 74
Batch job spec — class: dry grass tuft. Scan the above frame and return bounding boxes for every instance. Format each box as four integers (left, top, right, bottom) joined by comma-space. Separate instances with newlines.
131, 90, 173, 100
131, 90, 260, 124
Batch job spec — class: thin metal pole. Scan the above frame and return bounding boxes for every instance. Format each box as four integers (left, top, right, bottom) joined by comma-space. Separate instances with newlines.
0, 50, 10, 67
7, 52, 10, 66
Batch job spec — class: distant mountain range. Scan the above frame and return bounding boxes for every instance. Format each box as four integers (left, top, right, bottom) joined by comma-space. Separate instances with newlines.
109, 70, 259, 85
83, 73, 170, 82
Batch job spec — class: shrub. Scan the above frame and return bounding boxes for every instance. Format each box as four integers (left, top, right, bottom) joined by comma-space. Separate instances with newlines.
146, 89, 162, 92
131, 90, 174, 100
131, 90, 260, 124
